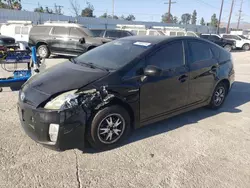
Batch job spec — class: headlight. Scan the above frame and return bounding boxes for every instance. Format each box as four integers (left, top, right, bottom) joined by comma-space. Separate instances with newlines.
44, 90, 78, 110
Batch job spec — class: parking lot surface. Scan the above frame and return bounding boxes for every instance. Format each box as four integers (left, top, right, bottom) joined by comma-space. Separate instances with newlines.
1, 52, 250, 188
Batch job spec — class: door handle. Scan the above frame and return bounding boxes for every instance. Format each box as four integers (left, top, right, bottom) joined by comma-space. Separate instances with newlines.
178, 75, 188, 83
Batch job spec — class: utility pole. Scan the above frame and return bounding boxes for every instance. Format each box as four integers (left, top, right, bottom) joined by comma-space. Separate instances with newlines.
112, 0, 115, 18
54, 4, 63, 15
237, 0, 243, 29
226, 0, 235, 33
164, 0, 176, 23
217, 0, 224, 34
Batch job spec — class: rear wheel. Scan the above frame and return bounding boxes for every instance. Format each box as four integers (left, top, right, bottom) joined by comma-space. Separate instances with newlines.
37, 45, 50, 58
242, 44, 250, 51
208, 82, 228, 109
224, 45, 232, 52
87, 105, 131, 150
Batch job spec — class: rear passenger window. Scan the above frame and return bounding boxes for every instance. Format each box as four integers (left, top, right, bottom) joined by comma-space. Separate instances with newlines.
15, 26, 21, 34
147, 41, 184, 70
53, 27, 69, 36
188, 41, 212, 63
31, 26, 52, 35
106, 31, 120, 38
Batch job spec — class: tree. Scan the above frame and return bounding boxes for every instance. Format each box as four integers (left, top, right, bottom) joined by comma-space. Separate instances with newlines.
125, 14, 135, 21
173, 16, 178, 24
81, 2, 94, 17
200, 17, 205, 26
99, 13, 119, 19
210, 13, 218, 27
161, 12, 173, 23
181, 13, 191, 24
191, 10, 197, 25
0, 0, 21, 10
69, 0, 80, 17
45, 6, 53, 14
34, 6, 44, 13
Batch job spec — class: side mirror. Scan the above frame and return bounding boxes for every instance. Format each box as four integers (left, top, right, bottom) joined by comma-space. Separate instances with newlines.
144, 65, 162, 77
79, 37, 85, 44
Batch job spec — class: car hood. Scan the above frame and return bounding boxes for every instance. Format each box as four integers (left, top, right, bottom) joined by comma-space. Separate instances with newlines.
21, 61, 109, 107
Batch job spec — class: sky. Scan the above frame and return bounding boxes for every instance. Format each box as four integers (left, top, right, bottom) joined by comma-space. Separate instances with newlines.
21, 0, 250, 23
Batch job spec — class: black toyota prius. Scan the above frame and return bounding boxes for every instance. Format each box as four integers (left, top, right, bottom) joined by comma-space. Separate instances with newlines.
18, 36, 235, 151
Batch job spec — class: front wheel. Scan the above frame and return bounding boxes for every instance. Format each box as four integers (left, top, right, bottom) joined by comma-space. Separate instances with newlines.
242, 44, 250, 51
208, 82, 227, 109
224, 45, 232, 52
87, 105, 131, 150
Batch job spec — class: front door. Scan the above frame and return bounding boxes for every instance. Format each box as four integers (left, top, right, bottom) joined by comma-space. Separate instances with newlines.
140, 40, 189, 121
186, 39, 218, 104
68, 27, 87, 55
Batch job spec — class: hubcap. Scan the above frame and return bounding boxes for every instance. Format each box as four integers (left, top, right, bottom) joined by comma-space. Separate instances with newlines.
38, 47, 47, 57
97, 114, 125, 144
213, 87, 225, 106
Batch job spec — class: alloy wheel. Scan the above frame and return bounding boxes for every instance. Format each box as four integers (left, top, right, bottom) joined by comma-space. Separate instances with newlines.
97, 113, 125, 144
213, 86, 225, 106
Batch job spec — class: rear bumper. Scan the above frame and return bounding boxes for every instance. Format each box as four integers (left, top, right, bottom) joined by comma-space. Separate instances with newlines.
17, 101, 87, 151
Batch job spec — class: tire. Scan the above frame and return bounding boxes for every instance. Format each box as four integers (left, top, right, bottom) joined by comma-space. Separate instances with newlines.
87, 46, 96, 51
208, 82, 228, 110
242, 44, 250, 51
87, 105, 131, 150
37, 45, 50, 58
224, 45, 232, 52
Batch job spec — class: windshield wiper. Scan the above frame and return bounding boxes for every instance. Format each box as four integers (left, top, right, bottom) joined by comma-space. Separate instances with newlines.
79, 62, 110, 72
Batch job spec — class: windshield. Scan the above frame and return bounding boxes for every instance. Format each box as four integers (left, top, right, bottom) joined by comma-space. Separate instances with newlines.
158, 31, 165, 36
81, 27, 94, 37
239, 35, 248, 39
75, 40, 152, 70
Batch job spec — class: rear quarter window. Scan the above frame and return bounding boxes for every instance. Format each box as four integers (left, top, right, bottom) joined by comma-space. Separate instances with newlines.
30, 26, 52, 35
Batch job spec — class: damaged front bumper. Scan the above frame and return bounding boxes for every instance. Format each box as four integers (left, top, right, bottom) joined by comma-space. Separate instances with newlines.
17, 101, 86, 151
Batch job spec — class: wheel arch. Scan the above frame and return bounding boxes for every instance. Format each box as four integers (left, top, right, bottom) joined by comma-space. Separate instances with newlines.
36, 41, 48, 48
107, 98, 135, 129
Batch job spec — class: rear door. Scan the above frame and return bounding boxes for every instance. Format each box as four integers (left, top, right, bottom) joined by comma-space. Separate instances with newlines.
186, 39, 218, 104
50, 26, 70, 53
20, 26, 30, 43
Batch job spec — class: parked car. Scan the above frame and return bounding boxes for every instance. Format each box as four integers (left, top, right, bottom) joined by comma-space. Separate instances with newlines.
0, 20, 32, 49
0, 35, 19, 50
220, 34, 250, 51
91, 29, 134, 40
29, 21, 111, 58
200, 34, 236, 52
18, 36, 235, 151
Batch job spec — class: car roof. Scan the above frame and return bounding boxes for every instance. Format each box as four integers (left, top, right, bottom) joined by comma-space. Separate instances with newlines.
119, 36, 200, 44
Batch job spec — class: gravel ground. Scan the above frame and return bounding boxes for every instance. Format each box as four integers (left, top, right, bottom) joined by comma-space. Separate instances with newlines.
1, 52, 250, 188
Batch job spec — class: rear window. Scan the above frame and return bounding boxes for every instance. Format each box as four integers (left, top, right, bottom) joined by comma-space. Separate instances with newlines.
0, 38, 15, 45
30, 26, 52, 35
201, 35, 209, 39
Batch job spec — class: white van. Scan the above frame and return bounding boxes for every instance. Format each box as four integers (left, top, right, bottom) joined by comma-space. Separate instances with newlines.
152, 26, 199, 37
0, 20, 33, 48
116, 24, 165, 36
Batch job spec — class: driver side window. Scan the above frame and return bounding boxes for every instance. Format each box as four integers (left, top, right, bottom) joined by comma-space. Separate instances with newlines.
146, 41, 184, 70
